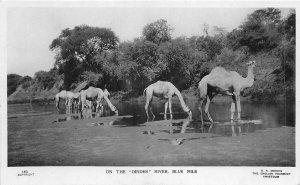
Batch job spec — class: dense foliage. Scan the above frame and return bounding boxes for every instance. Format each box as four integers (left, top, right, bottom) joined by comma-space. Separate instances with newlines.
8, 9, 295, 101
7, 74, 22, 96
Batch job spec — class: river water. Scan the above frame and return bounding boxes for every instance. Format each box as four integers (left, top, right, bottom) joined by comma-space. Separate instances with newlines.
7, 98, 295, 166
8, 98, 295, 127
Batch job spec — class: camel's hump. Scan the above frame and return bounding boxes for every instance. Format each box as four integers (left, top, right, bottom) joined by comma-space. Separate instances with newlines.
210, 66, 227, 73
154, 80, 172, 85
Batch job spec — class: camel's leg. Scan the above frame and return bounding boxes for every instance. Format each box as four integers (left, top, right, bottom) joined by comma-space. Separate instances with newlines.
81, 99, 86, 119
198, 98, 205, 129
66, 100, 69, 112
149, 103, 155, 121
205, 94, 215, 133
99, 102, 103, 114
145, 97, 152, 121
164, 101, 169, 120
145, 102, 150, 121
56, 98, 60, 112
168, 98, 173, 133
69, 99, 73, 112
205, 96, 213, 123
230, 99, 237, 136
65, 100, 68, 110
95, 101, 100, 113
68, 99, 72, 112
233, 92, 242, 134
168, 97, 173, 120
65, 100, 67, 106
235, 93, 241, 120
231, 96, 236, 123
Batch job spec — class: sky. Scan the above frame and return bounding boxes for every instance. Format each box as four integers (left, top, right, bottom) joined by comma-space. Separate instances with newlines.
7, 7, 291, 77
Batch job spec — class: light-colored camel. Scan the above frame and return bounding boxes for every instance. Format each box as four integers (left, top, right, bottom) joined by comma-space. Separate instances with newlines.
143, 81, 192, 121
71, 92, 81, 109
80, 86, 118, 115
198, 60, 256, 129
95, 89, 110, 114
79, 89, 110, 112
55, 90, 75, 111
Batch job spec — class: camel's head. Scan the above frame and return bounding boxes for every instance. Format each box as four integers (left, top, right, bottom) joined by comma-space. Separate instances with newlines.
103, 89, 110, 98
246, 60, 256, 67
184, 106, 192, 119
112, 106, 119, 115
114, 109, 119, 116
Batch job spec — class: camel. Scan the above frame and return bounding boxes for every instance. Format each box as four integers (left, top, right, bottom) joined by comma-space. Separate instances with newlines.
198, 60, 256, 130
95, 89, 110, 114
80, 86, 118, 116
71, 92, 81, 109
55, 90, 75, 111
143, 81, 192, 121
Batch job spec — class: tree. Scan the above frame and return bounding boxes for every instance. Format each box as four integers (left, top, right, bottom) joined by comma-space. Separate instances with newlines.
237, 8, 283, 52
226, 28, 243, 50
18, 76, 32, 89
7, 74, 22, 96
142, 19, 173, 45
158, 38, 209, 89
118, 40, 162, 94
195, 36, 224, 60
33, 70, 58, 90
283, 11, 295, 41
50, 25, 119, 89
212, 26, 227, 36
202, 23, 209, 36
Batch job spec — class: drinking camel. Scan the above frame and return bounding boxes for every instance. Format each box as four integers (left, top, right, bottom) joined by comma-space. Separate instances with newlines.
81, 89, 110, 113
55, 90, 75, 111
198, 60, 256, 129
80, 86, 118, 115
95, 89, 111, 113
143, 81, 192, 121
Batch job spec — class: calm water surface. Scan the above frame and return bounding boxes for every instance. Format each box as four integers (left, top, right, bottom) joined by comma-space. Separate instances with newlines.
8, 98, 295, 127
7, 98, 296, 166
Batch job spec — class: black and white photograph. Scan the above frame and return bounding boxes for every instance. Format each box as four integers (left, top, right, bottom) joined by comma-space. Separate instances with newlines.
1, 1, 299, 185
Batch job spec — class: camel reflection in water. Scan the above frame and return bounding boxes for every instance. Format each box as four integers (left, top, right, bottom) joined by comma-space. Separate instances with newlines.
65, 100, 104, 120
167, 119, 248, 145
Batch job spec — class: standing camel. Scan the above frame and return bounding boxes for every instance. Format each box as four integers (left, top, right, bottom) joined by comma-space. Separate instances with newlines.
143, 81, 192, 121
55, 90, 75, 111
80, 86, 118, 116
198, 60, 256, 129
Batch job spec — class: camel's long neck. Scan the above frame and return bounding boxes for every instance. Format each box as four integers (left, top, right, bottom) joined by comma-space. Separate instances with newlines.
245, 66, 254, 88
103, 95, 117, 112
174, 89, 188, 111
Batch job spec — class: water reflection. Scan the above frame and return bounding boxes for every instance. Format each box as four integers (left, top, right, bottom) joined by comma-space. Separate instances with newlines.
142, 118, 266, 145
8, 99, 295, 128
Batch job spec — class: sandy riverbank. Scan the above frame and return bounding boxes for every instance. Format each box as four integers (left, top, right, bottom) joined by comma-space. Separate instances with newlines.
8, 113, 295, 166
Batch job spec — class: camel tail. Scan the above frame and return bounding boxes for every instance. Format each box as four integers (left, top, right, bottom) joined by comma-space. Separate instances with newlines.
198, 77, 208, 100
143, 88, 147, 97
